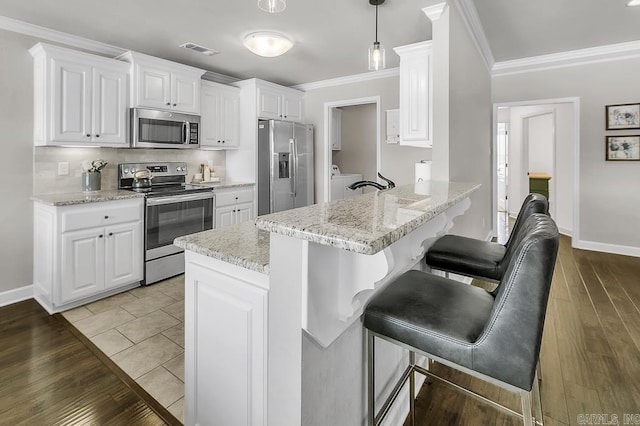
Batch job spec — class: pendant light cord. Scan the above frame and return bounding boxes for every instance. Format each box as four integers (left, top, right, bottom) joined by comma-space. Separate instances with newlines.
375, 3, 379, 43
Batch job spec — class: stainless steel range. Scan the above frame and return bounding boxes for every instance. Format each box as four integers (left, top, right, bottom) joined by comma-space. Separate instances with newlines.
118, 162, 214, 285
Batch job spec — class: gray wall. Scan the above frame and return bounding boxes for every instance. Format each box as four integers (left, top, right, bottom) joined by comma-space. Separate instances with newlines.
303, 76, 431, 201
493, 57, 640, 249
437, 3, 493, 240
0, 29, 38, 294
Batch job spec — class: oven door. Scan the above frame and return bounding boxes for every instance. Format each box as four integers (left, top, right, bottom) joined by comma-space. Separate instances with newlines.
145, 192, 214, 260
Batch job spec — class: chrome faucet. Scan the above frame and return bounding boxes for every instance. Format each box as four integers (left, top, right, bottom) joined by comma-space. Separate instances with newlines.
347, 173, 396, 191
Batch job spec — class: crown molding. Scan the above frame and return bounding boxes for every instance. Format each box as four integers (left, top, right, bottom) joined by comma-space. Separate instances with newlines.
492, 39, 640, 76
202, 71, 240, 85
291, 67, 399, 91
422, 3, 447, 22
451, 0, 495, 72
0, 15, 126, 56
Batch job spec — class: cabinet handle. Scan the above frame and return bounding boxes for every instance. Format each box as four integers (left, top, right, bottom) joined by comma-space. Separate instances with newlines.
86, 133, 91, 137
284, 115, 287, 118
166, 102, 171, 106
173, 103, 177, 107
108, 232, 113, 236
98, 234, 104, 238
104, 215, 109, 219
95, 134, 100, 138
222, 140, 225, 143
235, 196, 238, 200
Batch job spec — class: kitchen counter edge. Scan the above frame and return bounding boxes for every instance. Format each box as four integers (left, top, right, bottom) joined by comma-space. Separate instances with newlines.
31, 190, 146, 206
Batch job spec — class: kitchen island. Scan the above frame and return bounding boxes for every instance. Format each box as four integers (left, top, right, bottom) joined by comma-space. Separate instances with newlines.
174, 181, 480, 426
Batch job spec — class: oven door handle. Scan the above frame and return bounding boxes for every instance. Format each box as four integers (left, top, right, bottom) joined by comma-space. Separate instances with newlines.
146, 192, 214, 206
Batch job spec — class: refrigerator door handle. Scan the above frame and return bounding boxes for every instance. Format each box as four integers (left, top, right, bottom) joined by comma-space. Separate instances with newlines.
289, 138, 297, 197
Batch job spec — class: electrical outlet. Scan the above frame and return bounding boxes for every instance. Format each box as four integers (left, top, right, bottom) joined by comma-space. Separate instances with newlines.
58, 162, 69, 176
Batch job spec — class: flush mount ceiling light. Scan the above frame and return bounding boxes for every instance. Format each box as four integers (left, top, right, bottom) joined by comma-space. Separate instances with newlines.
258, 0, 286, 13
243, 31, 293, 57
627, 0, 640, 6
368, 0, 386, 71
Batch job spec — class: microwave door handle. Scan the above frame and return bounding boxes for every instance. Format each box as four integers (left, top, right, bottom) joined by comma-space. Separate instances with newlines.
183, 122, 189, 144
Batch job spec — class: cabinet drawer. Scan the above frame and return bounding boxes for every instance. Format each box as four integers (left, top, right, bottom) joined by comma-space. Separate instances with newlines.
61, 200, 143, 232
216, 189, 254, 207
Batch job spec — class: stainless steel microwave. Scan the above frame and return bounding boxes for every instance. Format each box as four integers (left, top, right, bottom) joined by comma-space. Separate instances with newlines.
130, 108, 200, 148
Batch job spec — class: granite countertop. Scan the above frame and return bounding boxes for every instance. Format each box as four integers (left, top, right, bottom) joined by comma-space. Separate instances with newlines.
255, 181, 480, 255
174, 222, 270, 275
31, 190, 145, 206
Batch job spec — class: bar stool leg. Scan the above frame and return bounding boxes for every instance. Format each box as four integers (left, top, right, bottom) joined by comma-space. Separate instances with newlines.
409, 351, 415, 426
367, 330, 375, 426
521, 390, 534, 426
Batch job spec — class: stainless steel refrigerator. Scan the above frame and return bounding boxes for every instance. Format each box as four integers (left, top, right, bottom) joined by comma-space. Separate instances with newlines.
258, 119, 314, 215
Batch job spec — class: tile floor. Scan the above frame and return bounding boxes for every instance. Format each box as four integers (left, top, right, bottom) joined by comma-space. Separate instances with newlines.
62, 275, 186, 423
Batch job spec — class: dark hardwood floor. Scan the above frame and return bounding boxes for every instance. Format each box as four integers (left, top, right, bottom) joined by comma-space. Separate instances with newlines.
407, 235, 640, 425
0, 299, 173, 425
1, 234, 638, 425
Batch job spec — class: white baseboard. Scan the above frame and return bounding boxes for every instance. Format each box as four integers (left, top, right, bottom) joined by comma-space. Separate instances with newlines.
0, 285, 34, 308
558, 226, 572, 237
573, 239, 640, 258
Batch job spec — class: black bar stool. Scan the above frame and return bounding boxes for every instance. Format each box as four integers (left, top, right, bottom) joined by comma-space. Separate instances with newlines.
364, 214, 558, 426
424, 193, 548, 284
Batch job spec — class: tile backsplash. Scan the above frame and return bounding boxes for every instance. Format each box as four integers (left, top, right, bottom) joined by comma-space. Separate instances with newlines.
34, 147, 226, 194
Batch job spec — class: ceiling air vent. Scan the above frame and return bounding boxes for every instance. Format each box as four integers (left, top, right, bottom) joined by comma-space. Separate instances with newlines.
179, 42, 220, 56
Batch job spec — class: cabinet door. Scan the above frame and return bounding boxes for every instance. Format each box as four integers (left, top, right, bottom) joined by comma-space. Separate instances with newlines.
200, 86, 220, 147
136, 64, 171, 109
330, 108, 342, 150
257, 87, 282, 120
398, 49, 431, 147
104, 222, 143, 290
52, 58, 92, 143
235, 203, 254, 225
220, 90, 240, 147
92, 66, 128, 146
216, 205, 236, 229
172, 71, 200, 114
282, 92, 303, 122
60, 228, 104, 303
186, 264, 267, 426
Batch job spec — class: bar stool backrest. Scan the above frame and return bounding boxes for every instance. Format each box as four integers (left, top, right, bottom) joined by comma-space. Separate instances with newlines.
472, 213, 558, 391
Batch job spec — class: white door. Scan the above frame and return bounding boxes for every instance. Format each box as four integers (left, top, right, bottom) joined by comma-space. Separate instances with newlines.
60, 228, 104, 303
524, 112, 555, 217
497, 122, 509, 213
257, 87, 282, 120
186, 266, 267, 426
92, 66, 128, 146
282, 92, 303, 122
216, 205, 235, 229
235, 204, 254, 224
172, 71, 200, 114
200, 87, 220, 147
52, 58, 92, 143
220, 90, 240, 146
104, 222, 143, 290
137, 65, 171, 109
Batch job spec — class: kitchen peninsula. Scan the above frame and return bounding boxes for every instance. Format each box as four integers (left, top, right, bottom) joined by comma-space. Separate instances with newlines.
174, 181, 480, 426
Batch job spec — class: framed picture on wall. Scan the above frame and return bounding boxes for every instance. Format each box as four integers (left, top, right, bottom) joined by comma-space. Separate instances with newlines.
606, 103, 640, 130
606, 135, 640, 161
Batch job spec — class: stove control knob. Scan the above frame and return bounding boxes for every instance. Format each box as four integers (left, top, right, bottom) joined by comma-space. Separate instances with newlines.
123, 168, 129, 175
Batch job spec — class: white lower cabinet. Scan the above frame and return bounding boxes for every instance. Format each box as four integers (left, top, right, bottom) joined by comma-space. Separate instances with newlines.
185, 257, 268, 426
215, 187, 255, 229
33, 198, 144, 313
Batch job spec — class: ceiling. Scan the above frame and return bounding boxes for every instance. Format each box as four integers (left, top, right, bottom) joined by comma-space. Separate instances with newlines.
1, 0, 640, 86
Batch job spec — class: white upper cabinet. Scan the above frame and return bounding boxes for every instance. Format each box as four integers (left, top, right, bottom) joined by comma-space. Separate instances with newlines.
394, 41, 433, 148
30, 43, 129, 147
257, 81, 304, 122
118, 51, 205, 114
201, 80, 240, 148
330, 107, 342, 150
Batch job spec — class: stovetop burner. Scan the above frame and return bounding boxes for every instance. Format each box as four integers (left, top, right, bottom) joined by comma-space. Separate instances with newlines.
118, 162, 213, 197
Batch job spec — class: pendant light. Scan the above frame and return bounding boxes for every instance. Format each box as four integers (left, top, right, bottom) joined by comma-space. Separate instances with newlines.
368, 0, 386, 71
258, 0, 286, 13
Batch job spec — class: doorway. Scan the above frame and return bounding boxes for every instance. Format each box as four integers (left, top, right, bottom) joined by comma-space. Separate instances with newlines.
323, 97, 381, 202
492, 98, 580, 241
